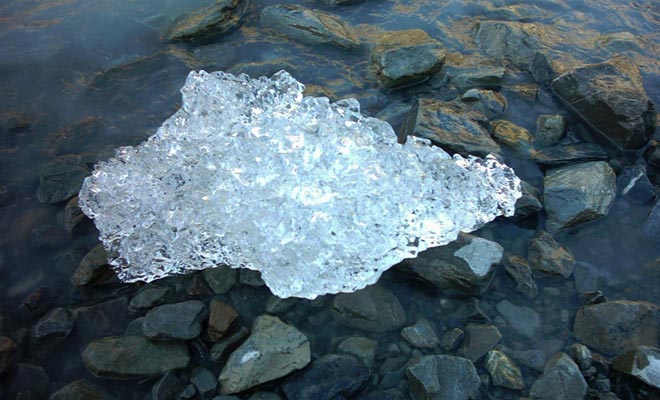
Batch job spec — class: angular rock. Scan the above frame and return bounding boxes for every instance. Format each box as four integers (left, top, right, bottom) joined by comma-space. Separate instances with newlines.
406, 355, 480, 400
485, 350, 525, 390
82, 336, 189, 378
457, 323, 502, 362
210, 325, 249, 363
331, 284, 406, 332
71, 244, 115, 289
402, 98, 500, 157
440, 328, 465, 352
492, 120, 532, 153
219, 315, 310, 393
528, 231, 575, 277
166, 0, 249, 43
461, 89, 507, 119
0, 336, 18, 374
401, 318, 440, 349
337, 337, 377, 368
142, 301, 208, 340
64, 196, 89, 234
450, 66, 505, 89
514, 182, 543, 218
239, 269, 265, 287
529, 353, 587, 400
50, 379, 112, 400
261, 5, 359, 49
573, 300, 660, 355
191, 366, 218, 398
371, 29, 446, 89
504, 255, 538, 298
643, 198, 660, 238
72, 296, 129, 342
202, 265, 238, 294
612, 346, 660, 390
531, 143, 609, 166
128, 285, 173, 312
282, 354, 370, 400
208, 300, 239, 341
29, 307, 74, 357
568, 343, 592, 370
398, 233, 503, 295
473, 21, 540, 68
535, 115, 566, 148
37, 154, 90, 203
617, 165, 656, 205
152, 372, 182, 400
529, 52, 557, 83
359, 389, 406, 400
265, 296, 297, 315
543, 161, 616, 232
551, 57, 656, 150
496, 300, 541, 339
124, 317, 145, 336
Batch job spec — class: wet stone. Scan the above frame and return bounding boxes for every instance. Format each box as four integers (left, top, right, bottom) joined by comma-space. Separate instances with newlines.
457, 323, 502, 362
514, 181, 543, 218
451, 297, 490, 324
152, 372, 182, 400
180, 384, 197, 399
282, 354, 370, 400
371, 29, 446, 89
82, 336, 189, 378
461, 89, 507, 119
36, 154, 90, 204
535, 114, 566, 147
485, 350, 525, 390
473, 20, 540, 68
202, 265, 238, 295
360, 388, 406, 400
29, 307, 74, 355
0, 336, 19, 374
265, 296, 297, 315
529, 353, 587, 400
440, 328, 465, 352
642, 198, 660, 239
128, 285, 173, 312
644, 140, 660, 168
496, 300, 541, 339
124, 317, 144, 335
612, 346, 660, 390
50, 379, 112, 400
5, 362, 49, 400
331, 284, 406, 332
210, 325, 249, 362
529, 52, 557, 83
166, 0, 250, 43
208, 300, 239, 341
528, 231, 575, 278
337, 336, 377, 369
219, 315, 310, 393
504, 255, 538, 298
617, 165, 656, 205
568, 343, 592, 370
406, 355, 480, 400
16, 287, 53, 320
261, 5, 359, 49
71, 244, 115, 290
239, 269, 265, 287
449, 66, 505, 89
551, 57, 656, 150
247, 392, 282, 400
401, 319, 440, 349
191, 366, 217, 398
573, 300, 660, 355
531, 142, 610, 167
30, 224, 68, 248
64, 196, 89, 235
508, 348, 547, 372
142, 300, 208, 340
72, 296, 129, 343
492, 120, 533, 153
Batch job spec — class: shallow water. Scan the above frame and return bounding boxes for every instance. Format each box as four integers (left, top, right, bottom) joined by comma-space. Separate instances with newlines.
1, 0, 659, 398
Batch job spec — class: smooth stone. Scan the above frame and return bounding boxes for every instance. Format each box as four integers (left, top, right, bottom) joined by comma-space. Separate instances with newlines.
531, 143, 609, 166
210, 325, 249, 363
617, 165, 656, 205
440, 328, 465, 352
642, 198, 660, 238
529, 353, 587, 400
492, 120, 532, 153
473, 21, 540, 68
142, 301, 208, 340
128, 285, 173, 312
401, 98, 500, 157
535, 114, 566, 147
202, 265, 238, 294
72, 296, 129, 342
612, 346, 660, 390
82, 336, 189, 378
166, 0, 249, 43
71, 244, 115, 290
152, 372, 182, 400
371, 29, 446, 89
496, 300, 541, 339
0, 336, 19, 374
398, 233, 503, 295
5, 362, 49, 399
406, 355, 480, 400
573, 300, 660, 355
208, 300, 239, 341
504, 255, 538, 298
461, 89, 507, 119
337, 336, 377, 368
551, 57, 656, 150
457, 324, 502, 362
282, 354, 370, 400
331, 284, 406, 332
36, 154, 90, 204
568, 343, 592, 370
543, 161, 616, 232
449, 66, 505, 89
50, 379, 112, 400
191, 366, 218, 398
485, 350, 525, 390
514, 181, 543, 218
528, 231, 575, 278
219, 315, 310, 393
401, 319, 440, 349
260, 5, 359, 49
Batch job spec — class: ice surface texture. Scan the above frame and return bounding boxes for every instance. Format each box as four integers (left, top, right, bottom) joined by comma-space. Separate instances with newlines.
79, 70, 521, 299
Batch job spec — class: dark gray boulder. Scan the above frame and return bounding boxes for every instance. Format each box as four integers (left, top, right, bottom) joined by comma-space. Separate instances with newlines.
331, 284, 406, 332
401, 318, 440, 349
202, 265, 238, 294
142, 301, 208, 340
406, 355, 480, 400
71, 244, 115, 290
504, 255, 538, 298
166, 0, 250, 43
514, 181, 543, 218
36, 154, 90, 204
496, 300, 541, 339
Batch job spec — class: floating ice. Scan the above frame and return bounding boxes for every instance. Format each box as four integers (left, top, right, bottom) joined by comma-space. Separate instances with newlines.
79, 70, 521, 299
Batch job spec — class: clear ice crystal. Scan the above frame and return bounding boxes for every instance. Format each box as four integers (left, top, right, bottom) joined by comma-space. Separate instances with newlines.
78, 70, 521, 299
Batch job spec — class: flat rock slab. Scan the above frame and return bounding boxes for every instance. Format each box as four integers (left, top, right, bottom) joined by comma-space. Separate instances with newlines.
219, 315, 310, 394
402, 98, 500, 157
37, 154, 90, 204
406, 355, 480, 400
457, 323, 502, 362
82, 336, 189, 378
166, 0, 250, 43
543, 161, 616, 232
261, 5, 359, 49
142, 300, 208, 340
371, 29, 446, 89
613, 346, 660, 390
331, 284, 406, 332
473, 21, 540, 68
573, 300, 660, 355
551, 57, 656, 149
531, 143, 609, 166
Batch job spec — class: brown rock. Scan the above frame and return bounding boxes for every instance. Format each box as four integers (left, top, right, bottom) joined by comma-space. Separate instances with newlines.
208, 300, 239, 342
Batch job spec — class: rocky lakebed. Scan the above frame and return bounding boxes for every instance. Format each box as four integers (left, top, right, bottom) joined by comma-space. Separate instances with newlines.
1, 0, 660, 399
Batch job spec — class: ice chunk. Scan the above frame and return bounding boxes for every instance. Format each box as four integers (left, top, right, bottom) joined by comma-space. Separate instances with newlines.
78, 70, 521, 299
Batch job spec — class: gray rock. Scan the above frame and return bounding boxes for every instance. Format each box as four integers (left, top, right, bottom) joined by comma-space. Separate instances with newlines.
568, 343, 592, 370
451, 297, 490, 323
398, 233, 503, 295
30, 307, 74, 343
531, 143, 609, 166
496, 300, 541, 339
247, 392, 282, 400
166, 0, 249, 43
0, 336, 19, 375
612, 346, 660, 390
331, 284, 406, 332
644, 140, 660, 168
529, 52, 557, 83
535, 115, 566, 147
551, 57, 656, 150
529, 353, 587, 400
401, 98, 500, 157
191, 366, 217, 398
528, 231, 575, 277
142, 301, 208, 340
507, 348, 546, 371
440, 328, 465, 352
597, 31, 644, 54
406, 355, 480, 400
573, 300, 660, 355
5, 362, 49, 400
492, 120, 532, 153
71, 244, 115, 289
371, 29, 446, 89
457, 323, 502, 362
239, 269, 265, 287
360, 388, 406, 400
261, 5, 359, 49
210, 325, 249, 362
337, 336, 377, 368
64, 196, 89, 234
617, 165, 656, 205
124, 317, 144, 335
265, 296, 297, 314
485, 350, 525, 390
473, 21, 540, 68
282, 354, 370, 400
504, 255, 538, 298
202, 265, 238, 294
180, 384, 197, 399
82, 336, 189, 378
543, 161, 616, 232
219, 315, 310, 393
450, 66, 506, 89
461, 89, 507, 119
72, 296, 130, 342
37, 154, 90, 203
129, 285, 173, 312
514, 182, 543, 218
152, 372, 182, 400
643, 198, 660, 238
208, 300, 239, 342
401, 319, 440, 349
50, 379, 112, 400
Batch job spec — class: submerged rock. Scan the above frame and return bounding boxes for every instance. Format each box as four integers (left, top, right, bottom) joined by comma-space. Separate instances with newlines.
208, 300, 239, 341
457, 323, 502, 362
461, 89, 507, 119
534, 114, 566, 148
496, 300, 541, 339
529, 353, 587, 400
371, 29, 446, 89
485, 350, 525, 390
528, 231, 575, 278
551, 57, 656, 150
142, 301, 208, 340
617, 165, 656, 205
337, 337, 377, 368
514, 181, 543, 218
492, 120, 532, 153
37, 155, 90, 204
202, 265, 238, 294
331, 284, 406, 332
166, 0, 250, 43
642, 199, 660, 239
612, 346, 660, 390
504, 255, 538, 298
531, 143, 609, 166
401, 318, 440, 349
406, 355, 480, 400
50, 379, 112, 400
449, 66, 505, 89
473, 21, 540, 68
0, 336, 19, 374
71, 244, 115, 289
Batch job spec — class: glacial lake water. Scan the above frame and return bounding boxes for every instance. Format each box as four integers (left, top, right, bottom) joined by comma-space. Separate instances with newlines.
1, 0, 659, 398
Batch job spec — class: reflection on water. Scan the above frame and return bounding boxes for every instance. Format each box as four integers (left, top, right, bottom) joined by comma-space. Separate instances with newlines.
1, 0, 659, 398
